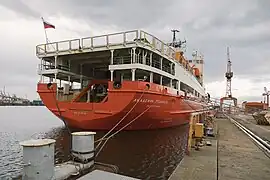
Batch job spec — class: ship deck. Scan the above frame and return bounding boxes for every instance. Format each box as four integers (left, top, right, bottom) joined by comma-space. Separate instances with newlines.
36, 30, 176, 61
36, 30, 182, 84
37, 30, 177, 85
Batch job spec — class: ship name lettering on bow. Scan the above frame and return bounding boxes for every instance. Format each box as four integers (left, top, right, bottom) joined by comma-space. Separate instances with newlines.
133, 98, 168, 104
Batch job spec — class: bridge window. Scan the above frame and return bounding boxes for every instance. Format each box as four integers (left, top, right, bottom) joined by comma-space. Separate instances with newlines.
180, 82, 194, 94
171, 63, 175, 75
162, 76, 171, 87
152, 54, 161, 69
172, 79, 178, 89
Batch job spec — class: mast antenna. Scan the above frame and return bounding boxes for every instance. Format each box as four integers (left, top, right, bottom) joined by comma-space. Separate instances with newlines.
169, 29, 186, 48
171, 29, 179, 43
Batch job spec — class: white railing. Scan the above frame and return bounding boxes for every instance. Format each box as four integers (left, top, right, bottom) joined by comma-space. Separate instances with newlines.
36, 39, 80, 55
81, 30, 138, 49
36, 30, 176, 61
37, 63, 70, 74
139, 30, 175, 60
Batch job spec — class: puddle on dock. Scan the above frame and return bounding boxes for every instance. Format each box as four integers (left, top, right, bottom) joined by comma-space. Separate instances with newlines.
0, 106, 188, 180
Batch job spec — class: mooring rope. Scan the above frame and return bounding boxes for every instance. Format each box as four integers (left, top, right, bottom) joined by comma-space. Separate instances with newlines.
95, 105, 152, 157
48, 83, 73, 135
48, 84, 85, 175
94, 85, 148, 148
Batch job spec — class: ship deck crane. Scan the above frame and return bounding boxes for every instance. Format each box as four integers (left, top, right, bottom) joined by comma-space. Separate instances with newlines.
220, 47, 237, 112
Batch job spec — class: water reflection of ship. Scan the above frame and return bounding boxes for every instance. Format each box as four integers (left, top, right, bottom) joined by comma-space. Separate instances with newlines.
42, 127, 71, 164
43, 124, 189, 179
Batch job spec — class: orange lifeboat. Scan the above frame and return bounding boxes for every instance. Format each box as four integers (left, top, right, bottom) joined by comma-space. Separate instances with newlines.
193, 68, 200, 77
175, 51, 181, 61
175, 51, 186, 65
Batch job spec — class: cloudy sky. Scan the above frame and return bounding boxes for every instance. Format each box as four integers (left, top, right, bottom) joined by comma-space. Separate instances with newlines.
0, 0, 269, 103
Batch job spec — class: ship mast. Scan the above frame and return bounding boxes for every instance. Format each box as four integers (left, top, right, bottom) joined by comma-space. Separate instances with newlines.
171, 29, 179, 46
169, 29, 186, 49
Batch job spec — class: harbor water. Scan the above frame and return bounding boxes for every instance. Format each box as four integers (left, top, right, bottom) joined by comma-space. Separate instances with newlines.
0, 106, 188, 180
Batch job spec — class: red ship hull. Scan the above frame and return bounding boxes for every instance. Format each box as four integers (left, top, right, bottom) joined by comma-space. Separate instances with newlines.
37, 80, 206, 130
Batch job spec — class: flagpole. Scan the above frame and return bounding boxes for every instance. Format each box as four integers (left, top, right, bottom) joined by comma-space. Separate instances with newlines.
41, 17, 49, 44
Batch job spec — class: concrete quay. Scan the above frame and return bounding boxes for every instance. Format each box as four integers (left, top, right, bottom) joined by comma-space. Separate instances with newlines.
169, 117, 270, 180
233, 113, 270, 142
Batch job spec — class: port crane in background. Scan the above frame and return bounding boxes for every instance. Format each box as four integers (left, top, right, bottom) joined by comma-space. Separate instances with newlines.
220, 47, 237, 112
263, 87, 270, 109
0, 87, 31, 106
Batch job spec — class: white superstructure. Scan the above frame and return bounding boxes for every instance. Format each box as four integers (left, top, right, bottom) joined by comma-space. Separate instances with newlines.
36, 30, 205, 100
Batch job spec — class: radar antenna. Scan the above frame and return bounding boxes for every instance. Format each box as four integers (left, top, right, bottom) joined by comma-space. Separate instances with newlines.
171, 29, 179, 43
168, 29, 186, 48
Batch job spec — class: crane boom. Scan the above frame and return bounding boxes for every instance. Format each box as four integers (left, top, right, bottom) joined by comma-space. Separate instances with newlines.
225, 47, 233, 98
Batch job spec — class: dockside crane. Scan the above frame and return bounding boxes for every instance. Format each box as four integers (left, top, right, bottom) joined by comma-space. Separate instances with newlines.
263, 87, 270, 109
220, 47, 237, 112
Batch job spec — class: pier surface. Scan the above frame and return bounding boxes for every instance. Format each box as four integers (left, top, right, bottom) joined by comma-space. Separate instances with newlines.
233, 114, 270, 141
169, 117, 270, 180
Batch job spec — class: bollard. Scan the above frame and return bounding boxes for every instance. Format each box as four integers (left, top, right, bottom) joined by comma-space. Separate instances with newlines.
20, 139, 56, 180
71, 131, 96, 163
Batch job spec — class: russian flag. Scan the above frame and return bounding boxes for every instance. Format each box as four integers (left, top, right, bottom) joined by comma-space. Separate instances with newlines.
43, 20, 55, 29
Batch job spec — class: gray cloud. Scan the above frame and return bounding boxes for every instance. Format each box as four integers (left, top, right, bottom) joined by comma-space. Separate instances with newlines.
0, 0, 40, 18
17, 0, 173, 29
238, 96, 263, 103
0, 0, 269, 100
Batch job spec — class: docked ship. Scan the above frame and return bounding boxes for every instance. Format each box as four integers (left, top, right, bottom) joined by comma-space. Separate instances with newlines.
36, 30, 208, 130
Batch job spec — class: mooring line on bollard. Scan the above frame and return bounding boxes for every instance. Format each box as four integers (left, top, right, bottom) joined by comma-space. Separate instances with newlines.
48, 84, 87, 176
48, 84, 72, 135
